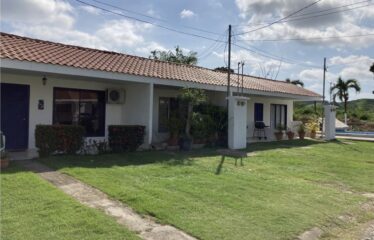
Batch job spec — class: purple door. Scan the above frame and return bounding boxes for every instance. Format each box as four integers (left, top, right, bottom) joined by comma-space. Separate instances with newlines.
1, 83, 30, 150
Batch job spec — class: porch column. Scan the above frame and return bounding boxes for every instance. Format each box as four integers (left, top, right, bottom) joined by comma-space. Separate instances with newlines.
227, 96, 249, 149
324, 104, 337, 140
147, 83, 154, 145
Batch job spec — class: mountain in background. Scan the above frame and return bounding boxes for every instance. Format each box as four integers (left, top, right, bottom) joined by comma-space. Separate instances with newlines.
294, 99, 374, 122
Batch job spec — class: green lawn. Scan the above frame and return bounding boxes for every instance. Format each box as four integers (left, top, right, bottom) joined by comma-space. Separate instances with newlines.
0, 164, 139, 240
40, 140, 374, 240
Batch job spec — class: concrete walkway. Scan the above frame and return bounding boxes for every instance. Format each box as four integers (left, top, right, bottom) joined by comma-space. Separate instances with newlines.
18, 160, 196, 240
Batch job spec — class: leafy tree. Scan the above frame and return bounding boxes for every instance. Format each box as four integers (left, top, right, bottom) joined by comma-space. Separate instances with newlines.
370, 63, 374, 75
178, 88, 207, 139
330, 77, 361, 124
214, 67, 234, 73
149, 46, 198, 65
285, 78, 304, 87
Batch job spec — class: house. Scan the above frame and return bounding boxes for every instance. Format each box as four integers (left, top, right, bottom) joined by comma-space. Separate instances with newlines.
0, 32, 321, 151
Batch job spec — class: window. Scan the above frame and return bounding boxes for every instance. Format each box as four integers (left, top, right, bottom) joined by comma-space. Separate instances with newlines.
158, 97, 178, 133
254, 103, 264, 122
270, 104, 287, 129
53, 88, 105, 137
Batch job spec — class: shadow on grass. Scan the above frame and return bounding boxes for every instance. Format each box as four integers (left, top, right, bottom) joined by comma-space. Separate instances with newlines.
4, 140, 330, 174
247, 139, 327, 153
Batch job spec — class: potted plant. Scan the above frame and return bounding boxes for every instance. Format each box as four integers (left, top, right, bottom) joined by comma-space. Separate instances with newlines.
178, 88, 207, 150
286, 128, 295, 140
0, 132, 9, 169
297, 124, 306, 140
274, 124, 284, 141
167, 116, 183, 146
306, 120, 319, 139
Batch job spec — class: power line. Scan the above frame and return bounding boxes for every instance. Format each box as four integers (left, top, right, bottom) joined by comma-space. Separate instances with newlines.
277, 2, 373, 24
90, 0, 221, 36
234, 0, 371, 28
237, 33, 374, 42
233, 43, 321, 69
197, 31, 227, 59
234, 0, 323, 36
72, 0, 226, 43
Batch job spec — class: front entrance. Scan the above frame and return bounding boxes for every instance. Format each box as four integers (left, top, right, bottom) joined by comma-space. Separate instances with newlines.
1, 83, 30, 150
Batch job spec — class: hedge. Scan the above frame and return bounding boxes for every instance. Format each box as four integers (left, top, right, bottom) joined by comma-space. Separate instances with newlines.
108, 125, 145, 152
35, 125, 85, 157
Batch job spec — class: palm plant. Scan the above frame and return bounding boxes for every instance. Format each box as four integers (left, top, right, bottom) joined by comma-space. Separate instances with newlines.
330, 77, 361, 124
285, 78, 304, 87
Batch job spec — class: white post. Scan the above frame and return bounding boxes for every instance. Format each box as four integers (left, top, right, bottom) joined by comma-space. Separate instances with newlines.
147, 83, 154, 145
324, 104, 337, 140
227, 96, 249, 149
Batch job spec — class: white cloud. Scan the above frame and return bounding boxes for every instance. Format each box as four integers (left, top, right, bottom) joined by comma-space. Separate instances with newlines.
1, 0, 74, 28
213, 49, 291, 78
299, 55, 374, 100
2, 0, 164, 57
96, 20, 151, 48
136, 41, 167, 55
79, 5, 102, 15
235, 0, 374, 49
180, 9, 195, 19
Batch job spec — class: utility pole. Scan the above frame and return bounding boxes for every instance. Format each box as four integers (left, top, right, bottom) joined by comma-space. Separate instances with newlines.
227, 25, 232, 100
241, 61, 245, 94
237, 62, 240, 93
322, 57, 326, 104
321, 57, 327, 138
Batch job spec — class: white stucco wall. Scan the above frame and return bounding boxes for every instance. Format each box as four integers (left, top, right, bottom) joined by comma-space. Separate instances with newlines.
0, 72, 153, 149
246, 96, 294, 140
1, 71, 297, 149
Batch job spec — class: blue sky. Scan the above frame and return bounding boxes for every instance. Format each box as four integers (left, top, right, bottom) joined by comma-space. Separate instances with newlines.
1, 0, 374, 100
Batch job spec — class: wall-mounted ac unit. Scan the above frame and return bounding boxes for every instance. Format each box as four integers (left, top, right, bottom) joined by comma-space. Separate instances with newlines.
106, 89, 125, 104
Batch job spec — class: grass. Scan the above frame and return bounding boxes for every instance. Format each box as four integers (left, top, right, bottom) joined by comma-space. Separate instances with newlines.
0, 164, 139, 240
40, 139, 374, 240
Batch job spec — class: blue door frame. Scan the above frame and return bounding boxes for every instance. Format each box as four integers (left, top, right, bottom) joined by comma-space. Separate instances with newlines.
1, 83, 30, 150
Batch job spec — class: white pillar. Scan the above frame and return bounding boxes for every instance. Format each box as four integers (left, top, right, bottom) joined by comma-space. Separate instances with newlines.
147, 83, 154, 145
227, 96, 249, 149
324, 104, 337, 140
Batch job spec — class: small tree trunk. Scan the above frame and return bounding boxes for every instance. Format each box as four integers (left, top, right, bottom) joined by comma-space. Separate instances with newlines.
344, 112, 347, 125
185, 103, 193, 138
344, 99, 348, 125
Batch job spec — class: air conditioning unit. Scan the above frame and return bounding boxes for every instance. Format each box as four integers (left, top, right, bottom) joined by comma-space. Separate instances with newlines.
106, 89, 125, 104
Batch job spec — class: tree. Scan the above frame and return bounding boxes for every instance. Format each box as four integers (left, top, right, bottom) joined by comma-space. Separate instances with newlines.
149, 46, 197, 65
214, 67, 234, 73
178, 88, 207, 139
285, 78, 304, 87
330, 77, 361, 124
370, 63, 374, 75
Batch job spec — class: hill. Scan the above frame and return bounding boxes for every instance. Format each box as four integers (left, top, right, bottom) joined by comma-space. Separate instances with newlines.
294, 99, 374, 126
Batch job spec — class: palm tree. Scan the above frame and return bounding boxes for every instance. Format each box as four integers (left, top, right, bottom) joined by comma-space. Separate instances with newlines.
330, 77, 361, 124
285, 78, 304, 87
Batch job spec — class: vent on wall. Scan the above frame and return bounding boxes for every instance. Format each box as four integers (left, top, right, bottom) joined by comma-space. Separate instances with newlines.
106, 89, 125, 104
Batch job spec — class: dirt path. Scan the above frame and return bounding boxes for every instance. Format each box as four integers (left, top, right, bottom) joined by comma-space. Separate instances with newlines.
18, 160, 196, 240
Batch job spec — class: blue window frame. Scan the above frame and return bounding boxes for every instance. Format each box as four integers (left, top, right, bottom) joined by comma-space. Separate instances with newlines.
254, 103, 264, 122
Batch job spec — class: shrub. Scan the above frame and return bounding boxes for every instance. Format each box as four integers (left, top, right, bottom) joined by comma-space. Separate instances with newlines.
35, 125, 85, 157
108, 125, 145, 152
191, 113, 215, 142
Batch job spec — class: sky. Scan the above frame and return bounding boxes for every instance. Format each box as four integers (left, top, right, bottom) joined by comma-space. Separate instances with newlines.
1, 0, 374, 100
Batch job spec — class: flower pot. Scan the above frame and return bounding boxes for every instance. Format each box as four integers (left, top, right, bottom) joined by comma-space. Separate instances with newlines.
298, 131, 305, 140
274, 132, 283, 141
310, 131, 316, 139
286, 132, 295, 140
168, 133, 179, 146
0, 157, 10, 169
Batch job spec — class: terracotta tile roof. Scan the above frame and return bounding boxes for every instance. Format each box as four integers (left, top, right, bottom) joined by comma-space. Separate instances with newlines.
0, 32, 320, 98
